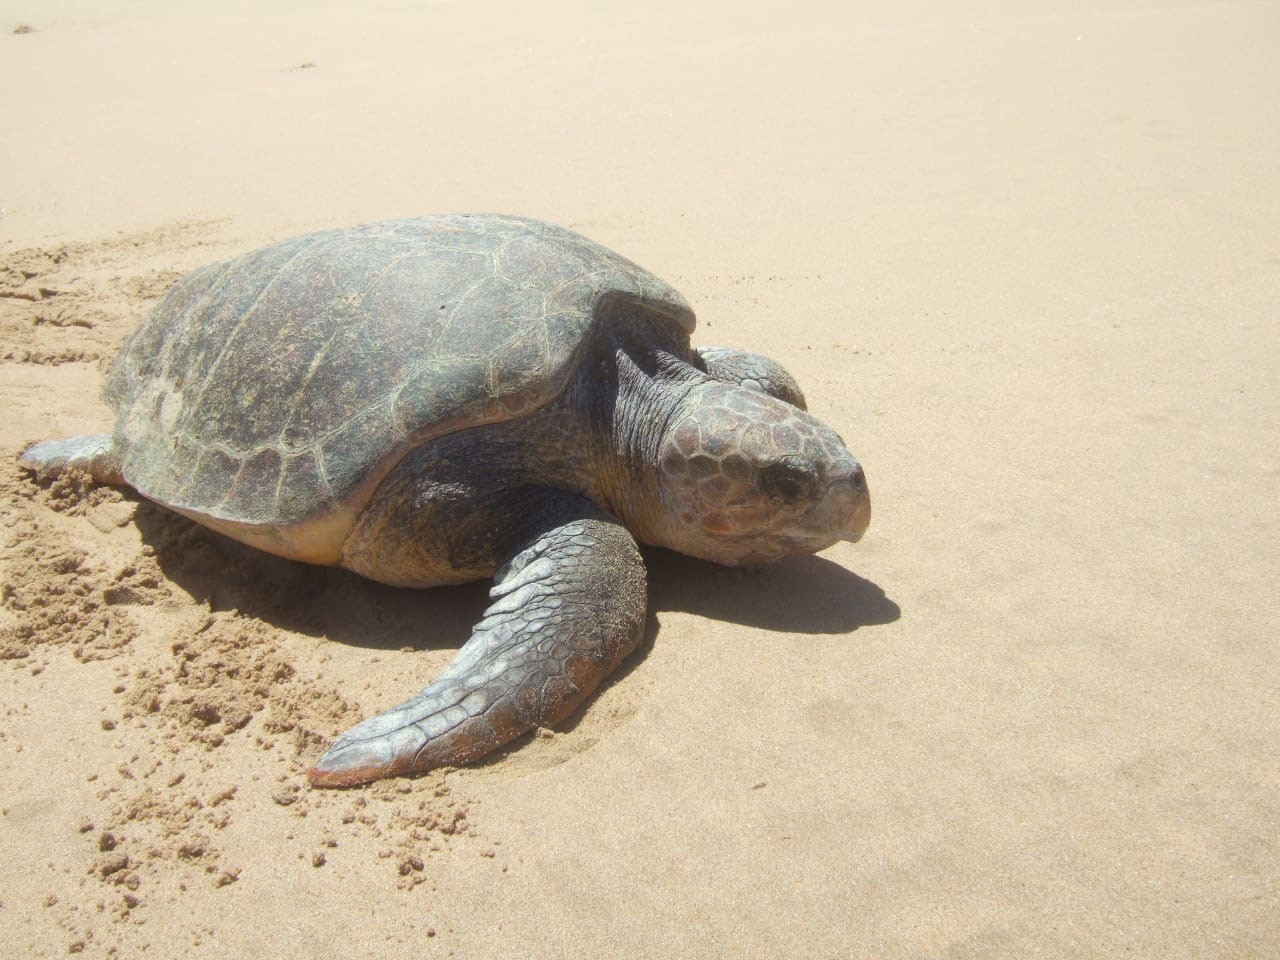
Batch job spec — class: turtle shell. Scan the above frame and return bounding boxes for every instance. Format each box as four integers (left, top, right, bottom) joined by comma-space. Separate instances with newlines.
104, 215, 694, 560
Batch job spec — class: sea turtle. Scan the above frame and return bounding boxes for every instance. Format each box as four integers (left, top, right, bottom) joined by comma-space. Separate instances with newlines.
19, 214, 870, 787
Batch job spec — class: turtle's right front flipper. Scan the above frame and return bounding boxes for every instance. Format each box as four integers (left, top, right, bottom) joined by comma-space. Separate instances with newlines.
309, 494, 646, 788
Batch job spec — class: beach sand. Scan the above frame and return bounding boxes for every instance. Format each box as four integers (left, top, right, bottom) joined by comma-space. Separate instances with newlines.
1, 1, 1277, 956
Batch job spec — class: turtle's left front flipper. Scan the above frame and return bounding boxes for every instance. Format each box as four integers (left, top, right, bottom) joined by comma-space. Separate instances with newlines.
309, 495, 646, 788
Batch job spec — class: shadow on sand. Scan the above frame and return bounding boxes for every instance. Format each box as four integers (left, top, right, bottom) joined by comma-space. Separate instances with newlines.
129, 497, 901, 762
134, 497, 899, 660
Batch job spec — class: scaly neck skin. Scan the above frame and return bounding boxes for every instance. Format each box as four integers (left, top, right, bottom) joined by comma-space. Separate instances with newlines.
568, 338, 700, 548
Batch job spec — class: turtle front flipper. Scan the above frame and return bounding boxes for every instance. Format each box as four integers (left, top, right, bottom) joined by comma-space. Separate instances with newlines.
18, 434, 124, 485
309, 496, 646, 788
696, 347, 807, 410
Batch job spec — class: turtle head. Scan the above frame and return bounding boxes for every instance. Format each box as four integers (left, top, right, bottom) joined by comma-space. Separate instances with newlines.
652, 382, 870, 566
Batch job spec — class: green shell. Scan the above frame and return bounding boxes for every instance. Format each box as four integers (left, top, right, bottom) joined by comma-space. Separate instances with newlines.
105, 215, 694, 527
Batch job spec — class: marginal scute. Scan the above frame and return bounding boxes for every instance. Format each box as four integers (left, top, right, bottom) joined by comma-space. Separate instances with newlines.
221, 446, 284, 517
278, 449, 325, 513
101, 215, 695, 549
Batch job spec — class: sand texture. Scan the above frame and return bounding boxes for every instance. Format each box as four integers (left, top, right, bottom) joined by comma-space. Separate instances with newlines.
1, 1, 1277, 957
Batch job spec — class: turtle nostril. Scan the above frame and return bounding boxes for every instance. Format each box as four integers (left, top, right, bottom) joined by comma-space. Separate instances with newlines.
850, 465, 866, 492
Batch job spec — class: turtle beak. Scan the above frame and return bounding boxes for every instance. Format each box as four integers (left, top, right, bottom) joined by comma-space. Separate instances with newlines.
827, 461, 871, 543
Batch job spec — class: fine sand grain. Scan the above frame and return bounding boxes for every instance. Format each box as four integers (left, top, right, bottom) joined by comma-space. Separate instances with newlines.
1, 1, 1277, 958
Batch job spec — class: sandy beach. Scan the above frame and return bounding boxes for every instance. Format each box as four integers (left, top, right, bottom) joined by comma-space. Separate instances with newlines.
1, 1, 1277, 956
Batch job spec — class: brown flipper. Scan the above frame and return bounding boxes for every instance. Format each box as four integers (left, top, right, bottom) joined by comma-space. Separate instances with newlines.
309, 502, 646, 788
697, 346, 808, 410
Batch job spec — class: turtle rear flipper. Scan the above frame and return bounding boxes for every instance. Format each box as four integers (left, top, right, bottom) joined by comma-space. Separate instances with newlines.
309, 495, 646, 787
19, 435, 124, 485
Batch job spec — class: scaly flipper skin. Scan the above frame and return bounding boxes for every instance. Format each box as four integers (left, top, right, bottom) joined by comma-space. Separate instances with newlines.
18, 434, 124, 485
309, 496, 646, 787
697, 347, 808, 410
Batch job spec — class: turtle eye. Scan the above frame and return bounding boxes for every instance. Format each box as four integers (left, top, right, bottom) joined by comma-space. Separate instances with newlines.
760, 457, 818, 504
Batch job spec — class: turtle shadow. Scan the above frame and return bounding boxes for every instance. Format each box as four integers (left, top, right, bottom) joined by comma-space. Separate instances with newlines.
133, 500, 488, 654
644, 546, 899, 635
134, 500, 898, 657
